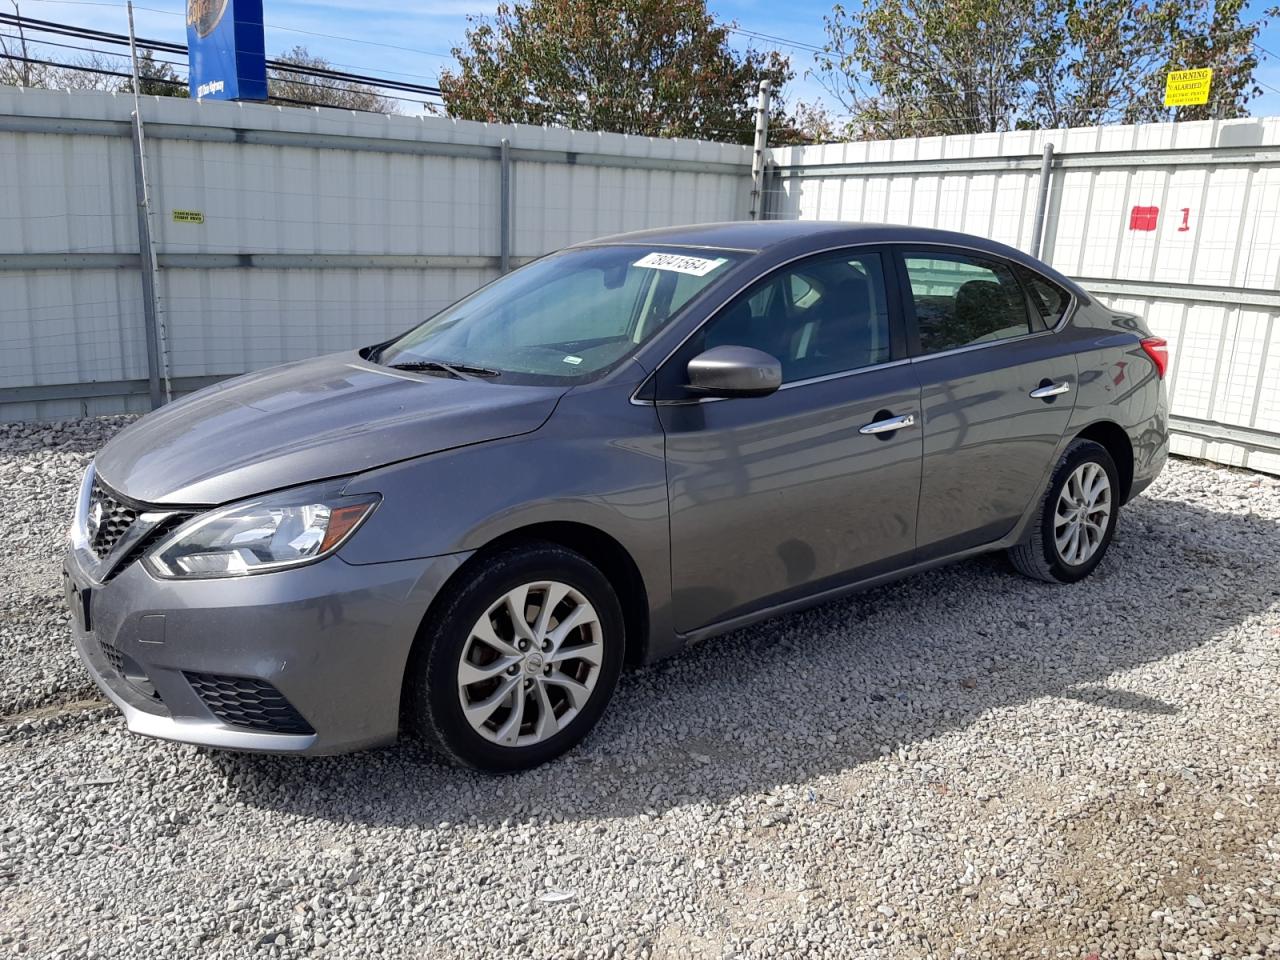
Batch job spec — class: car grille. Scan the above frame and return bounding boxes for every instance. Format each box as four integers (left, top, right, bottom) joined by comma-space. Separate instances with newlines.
87, 479, 138, 559
99, 639, 125, 675
85, 477, 193, 579
100, 513, 190, 582
184, 672, 315, 735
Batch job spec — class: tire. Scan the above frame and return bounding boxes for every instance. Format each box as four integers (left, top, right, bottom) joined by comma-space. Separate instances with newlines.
405, 542, 625, 772
1009, 438, 1120, 584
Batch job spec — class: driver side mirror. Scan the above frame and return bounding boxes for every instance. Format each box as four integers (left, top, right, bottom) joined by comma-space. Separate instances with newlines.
686, 345, 782, 398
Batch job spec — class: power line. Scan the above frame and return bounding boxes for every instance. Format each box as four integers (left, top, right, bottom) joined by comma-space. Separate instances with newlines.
0, 48, 398, 113
0, 50, 181, 85
254, 21, 454, 63
0, 12, 443, 97
728, 26, 827, 55
1248, 41, 1280, 97
22, 0, 460, 61
0, 45, 447, 113
15, 31, 443, 85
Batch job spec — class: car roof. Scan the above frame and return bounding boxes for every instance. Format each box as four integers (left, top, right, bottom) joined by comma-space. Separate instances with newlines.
577, 220, 1086, 299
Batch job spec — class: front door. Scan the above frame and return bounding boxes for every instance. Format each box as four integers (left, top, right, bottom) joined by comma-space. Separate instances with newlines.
655, 249, 923, 633
895, 248, 1080, 558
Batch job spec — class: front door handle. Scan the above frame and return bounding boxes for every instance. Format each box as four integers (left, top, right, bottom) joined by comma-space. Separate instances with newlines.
859, 413, 916, 435
1029, 381, 1071, 399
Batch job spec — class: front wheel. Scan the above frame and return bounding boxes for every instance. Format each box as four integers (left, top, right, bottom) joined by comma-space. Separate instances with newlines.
1009, 438, 1120, 584
405, 543, 624, 772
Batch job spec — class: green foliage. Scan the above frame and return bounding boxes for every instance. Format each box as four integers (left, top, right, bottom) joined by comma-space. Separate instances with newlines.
439, 0, 801, 144
818, 0, 1278, 138
118, 50, 188, 98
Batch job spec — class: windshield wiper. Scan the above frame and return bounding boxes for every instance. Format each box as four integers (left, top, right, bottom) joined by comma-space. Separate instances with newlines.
387, 360, 500, 380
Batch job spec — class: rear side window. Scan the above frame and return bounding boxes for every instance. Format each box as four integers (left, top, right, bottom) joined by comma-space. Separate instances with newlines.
1016, 266, 1071, 331
903, 253, 1032, 355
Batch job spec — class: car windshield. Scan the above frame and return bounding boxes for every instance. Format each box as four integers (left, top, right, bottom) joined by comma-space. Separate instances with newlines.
371, 245, 744, 383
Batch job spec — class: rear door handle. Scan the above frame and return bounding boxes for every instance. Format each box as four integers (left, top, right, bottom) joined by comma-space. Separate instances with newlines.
859, 413, 916, 435
1029, 381, 1071, 399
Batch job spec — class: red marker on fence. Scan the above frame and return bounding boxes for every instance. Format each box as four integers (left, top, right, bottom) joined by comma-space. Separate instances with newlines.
1129, 206, 1159, 231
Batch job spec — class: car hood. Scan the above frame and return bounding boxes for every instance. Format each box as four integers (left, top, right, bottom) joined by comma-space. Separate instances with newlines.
94, 352, 568, 505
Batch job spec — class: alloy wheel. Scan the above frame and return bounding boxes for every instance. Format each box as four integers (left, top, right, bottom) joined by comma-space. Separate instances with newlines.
456, 581, 603, 747
1054, 461, 1111, 566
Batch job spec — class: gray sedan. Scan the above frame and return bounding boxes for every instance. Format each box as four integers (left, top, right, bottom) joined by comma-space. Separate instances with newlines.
63, 222, 1169, 771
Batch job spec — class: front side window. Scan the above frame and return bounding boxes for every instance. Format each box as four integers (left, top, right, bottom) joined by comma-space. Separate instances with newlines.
693, 251, 892, 384
903, 253, 1032, 355
374, 245, 743, 384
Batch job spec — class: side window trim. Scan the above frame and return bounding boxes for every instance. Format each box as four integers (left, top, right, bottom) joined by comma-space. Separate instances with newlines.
892, 244, 1055, 361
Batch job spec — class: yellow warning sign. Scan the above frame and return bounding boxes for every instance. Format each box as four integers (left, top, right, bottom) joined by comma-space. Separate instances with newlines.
172, 209, 205, 224
1164, 68, 1212, 107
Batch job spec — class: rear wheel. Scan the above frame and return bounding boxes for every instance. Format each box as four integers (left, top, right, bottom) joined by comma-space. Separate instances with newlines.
406, 543, 624, 772
1009, 439, 1119, 584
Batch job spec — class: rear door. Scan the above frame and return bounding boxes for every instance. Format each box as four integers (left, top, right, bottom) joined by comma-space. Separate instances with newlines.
655, 248, 923, 633
895, 247, 1079, 559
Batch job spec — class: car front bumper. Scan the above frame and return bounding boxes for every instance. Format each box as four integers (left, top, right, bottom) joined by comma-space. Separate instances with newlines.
63, 542, 469, 755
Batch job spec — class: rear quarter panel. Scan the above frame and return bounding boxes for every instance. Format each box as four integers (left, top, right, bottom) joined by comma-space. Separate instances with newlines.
1066, 302, 1170, 497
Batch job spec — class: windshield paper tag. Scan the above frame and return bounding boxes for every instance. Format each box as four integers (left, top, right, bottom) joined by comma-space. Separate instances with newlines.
633, 252, 727, 276
562, 355, 584, 365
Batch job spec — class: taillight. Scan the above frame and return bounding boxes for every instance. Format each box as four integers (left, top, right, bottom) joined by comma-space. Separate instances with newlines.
1140, 337, 1168, 379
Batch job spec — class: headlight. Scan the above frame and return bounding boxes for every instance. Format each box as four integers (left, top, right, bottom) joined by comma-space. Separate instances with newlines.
145, 481, 379, 579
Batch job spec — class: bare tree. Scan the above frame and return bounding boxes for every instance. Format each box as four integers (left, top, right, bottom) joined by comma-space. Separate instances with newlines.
0, 1, 37, 87
269, 46, 395, 112
44, 52, 122, 91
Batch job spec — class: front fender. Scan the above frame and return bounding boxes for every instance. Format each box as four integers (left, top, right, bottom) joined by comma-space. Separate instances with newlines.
336, 380, 676, 659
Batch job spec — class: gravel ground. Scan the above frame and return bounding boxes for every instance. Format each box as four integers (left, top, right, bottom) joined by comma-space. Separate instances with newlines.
1, 417, 1278, 960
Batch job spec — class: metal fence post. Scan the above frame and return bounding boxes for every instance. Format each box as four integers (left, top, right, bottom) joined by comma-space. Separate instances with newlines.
499, 137, 511, 274
748, 80, 772, 221
1030, 142, 1055, 260
129, 119, 165, 409
127, 1, 169, 407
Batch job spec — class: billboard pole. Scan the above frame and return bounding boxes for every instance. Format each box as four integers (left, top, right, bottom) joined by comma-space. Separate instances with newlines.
126, 0, 170, 407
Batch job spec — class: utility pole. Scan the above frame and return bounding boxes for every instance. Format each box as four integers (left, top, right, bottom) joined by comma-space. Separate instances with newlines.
748, 79, 771, 221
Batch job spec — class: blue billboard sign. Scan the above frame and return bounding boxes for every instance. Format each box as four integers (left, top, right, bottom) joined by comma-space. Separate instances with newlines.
186, 0, 268, 101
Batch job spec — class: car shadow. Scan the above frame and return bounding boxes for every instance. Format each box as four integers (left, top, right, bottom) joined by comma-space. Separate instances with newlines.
208, 488, 1279, 826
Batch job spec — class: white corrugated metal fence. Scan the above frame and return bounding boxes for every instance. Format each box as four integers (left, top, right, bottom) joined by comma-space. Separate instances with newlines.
0, 88, 750, 420
1, 88, 1277, 474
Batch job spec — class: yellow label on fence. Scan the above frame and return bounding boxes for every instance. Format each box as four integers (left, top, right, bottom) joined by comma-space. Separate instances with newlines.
172, 209, 205, 224
1164, 69, 1212, 107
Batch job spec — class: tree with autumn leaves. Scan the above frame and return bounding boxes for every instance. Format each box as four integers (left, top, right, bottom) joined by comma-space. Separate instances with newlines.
815, 0, 1279, 139
442, 0, 1277, 144
438, 0, 819, 144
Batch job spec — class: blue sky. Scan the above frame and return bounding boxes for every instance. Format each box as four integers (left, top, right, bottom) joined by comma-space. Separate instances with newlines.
11, 0, 1280, 119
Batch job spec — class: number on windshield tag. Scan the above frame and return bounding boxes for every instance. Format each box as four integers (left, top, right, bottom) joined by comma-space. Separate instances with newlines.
633, 252, 727, 276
